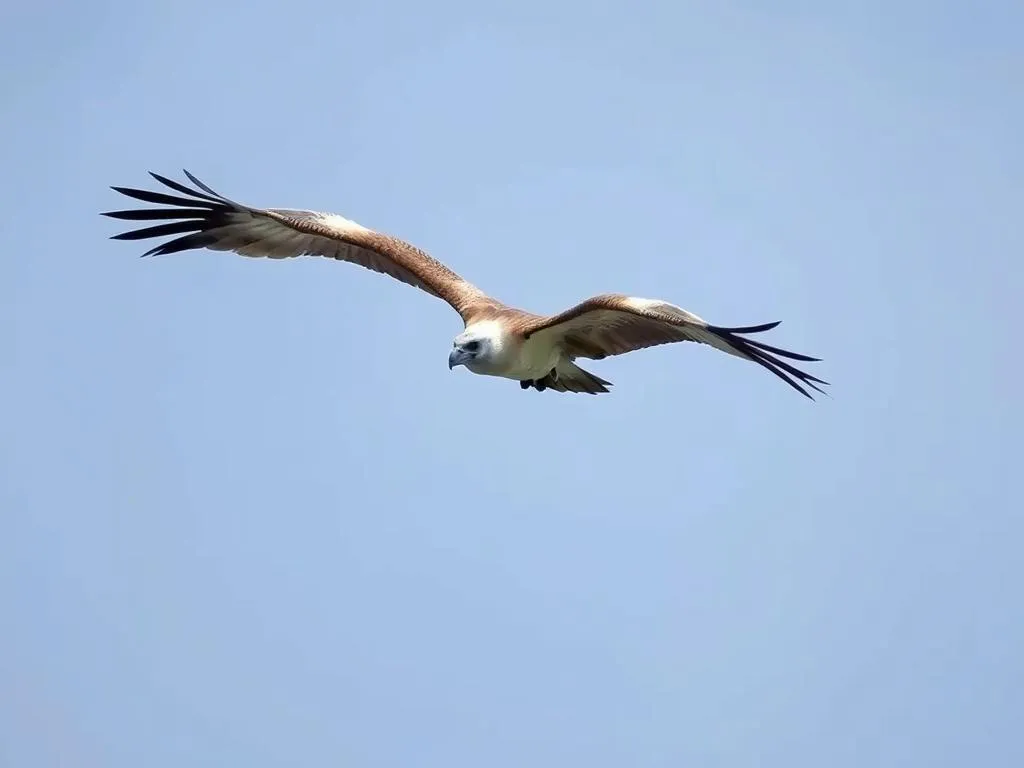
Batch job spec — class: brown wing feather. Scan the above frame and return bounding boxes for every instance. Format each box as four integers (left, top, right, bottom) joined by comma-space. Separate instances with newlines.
102, 170, 488, 319
516, 293, 829, 399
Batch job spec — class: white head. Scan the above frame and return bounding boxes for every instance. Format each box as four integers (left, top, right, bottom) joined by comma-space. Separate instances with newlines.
448, 321, 505, 374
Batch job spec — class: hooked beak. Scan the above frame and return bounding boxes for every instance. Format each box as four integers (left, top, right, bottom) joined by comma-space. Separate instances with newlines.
449, 347, 471, 370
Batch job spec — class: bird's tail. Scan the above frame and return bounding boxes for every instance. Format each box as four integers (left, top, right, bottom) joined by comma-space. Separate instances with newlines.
545, 362, 614, 394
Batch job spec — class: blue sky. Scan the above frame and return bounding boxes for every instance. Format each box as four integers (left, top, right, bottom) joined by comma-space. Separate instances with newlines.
2, 1, 1022, 765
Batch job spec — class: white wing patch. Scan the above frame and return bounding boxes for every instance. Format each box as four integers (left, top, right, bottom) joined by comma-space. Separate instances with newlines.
264, 208, 374, 235
315, 212, 373, 234
623, 296, 707, 325
622, 296, 663, 312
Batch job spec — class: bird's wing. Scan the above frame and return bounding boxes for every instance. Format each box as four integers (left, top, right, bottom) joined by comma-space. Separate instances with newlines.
515, 293, 828, 399
102, 170, 488, 319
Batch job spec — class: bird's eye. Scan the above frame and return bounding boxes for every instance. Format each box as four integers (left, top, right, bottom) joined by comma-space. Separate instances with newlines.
465, 341, 480, 351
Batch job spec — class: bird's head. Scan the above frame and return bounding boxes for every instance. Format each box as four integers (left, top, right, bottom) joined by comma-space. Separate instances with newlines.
448, 324, 502, 373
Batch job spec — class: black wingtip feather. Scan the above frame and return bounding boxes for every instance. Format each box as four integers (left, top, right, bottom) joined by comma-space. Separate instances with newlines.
715, 320, 781, 334
139, 232, 220, 258
148, 171, 225, 204
707, 323, 829, 400
109, 220, 205, 241
108, 185, 220, 209
182, 169, 223, 198
742, 337, 822, 363
100, 207, 212, 221
102, 171, 243, 257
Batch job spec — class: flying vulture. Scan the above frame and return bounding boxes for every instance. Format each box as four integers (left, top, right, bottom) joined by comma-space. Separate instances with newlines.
102, 171, 828, 398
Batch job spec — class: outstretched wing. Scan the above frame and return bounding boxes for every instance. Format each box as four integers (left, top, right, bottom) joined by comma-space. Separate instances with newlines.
517, 294, 829, 399
102, 170, 488, 319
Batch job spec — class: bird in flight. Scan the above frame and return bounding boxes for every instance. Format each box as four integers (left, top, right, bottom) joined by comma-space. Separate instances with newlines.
103, 170, 828, 398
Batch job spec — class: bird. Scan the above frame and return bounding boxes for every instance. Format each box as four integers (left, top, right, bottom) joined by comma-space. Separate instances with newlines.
102, 170, 828, 398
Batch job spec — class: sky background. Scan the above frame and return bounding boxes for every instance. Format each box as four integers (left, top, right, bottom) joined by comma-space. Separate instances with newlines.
2, 1, 1022, 765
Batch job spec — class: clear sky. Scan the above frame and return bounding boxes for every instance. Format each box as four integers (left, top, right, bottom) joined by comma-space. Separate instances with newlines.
2, 1, 1022, 765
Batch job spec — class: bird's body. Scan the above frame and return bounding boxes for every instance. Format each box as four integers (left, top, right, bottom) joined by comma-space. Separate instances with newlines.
454, 318, 545, 377
103, 170, 829, 398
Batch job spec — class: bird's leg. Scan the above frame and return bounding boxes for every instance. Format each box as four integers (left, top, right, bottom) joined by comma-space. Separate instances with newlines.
519, 369, 559, 392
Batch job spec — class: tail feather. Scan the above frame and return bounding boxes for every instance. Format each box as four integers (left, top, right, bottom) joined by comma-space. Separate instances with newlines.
544, 362, 614, 395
